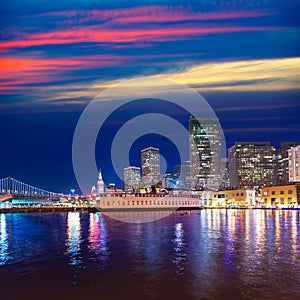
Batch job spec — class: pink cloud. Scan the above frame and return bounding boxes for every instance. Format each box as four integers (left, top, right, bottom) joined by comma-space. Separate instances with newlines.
0, 24, 283, 51
1, 6, 280, 52
0, 54, 131, 90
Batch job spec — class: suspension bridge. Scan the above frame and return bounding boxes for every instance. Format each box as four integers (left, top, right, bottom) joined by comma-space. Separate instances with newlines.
0, 177, 63, 201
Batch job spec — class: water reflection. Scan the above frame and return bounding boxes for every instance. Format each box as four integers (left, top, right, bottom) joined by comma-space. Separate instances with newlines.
66, 212, 82, 266
290, 211, 298, 264
88, 212, 109, 265
0, 210, 299, 299
0, 214, 9, 265
172, 223, 186, 275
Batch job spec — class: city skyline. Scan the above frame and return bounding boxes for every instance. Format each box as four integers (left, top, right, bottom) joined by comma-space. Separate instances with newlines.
1, 1, 299, 194
1, 2, 299, 299
114, 141, 299, 194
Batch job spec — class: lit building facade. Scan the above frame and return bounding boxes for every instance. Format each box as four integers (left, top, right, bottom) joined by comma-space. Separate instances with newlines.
217, 189, 256, 207
91, 170, 106, 195
198, 189, 256, 207
220, 158, 230, 190
189, 118, 222, 190
173, 161, 192, 189
288, 145, 300, 183
124, 166, 141, 193
141, 147, 160, 188
228, 142, 276, 189
277, 142, 300, 185
162, 172, 176, 189
260, 185, 299, 207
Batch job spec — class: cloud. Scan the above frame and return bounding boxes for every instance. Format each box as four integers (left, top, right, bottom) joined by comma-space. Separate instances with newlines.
0, 5, 286, 52
157, 57, 300, 92
29, 6, 272, 25
1, 25, 285, 51
1, 55, 299, 100
0, 54, 132, 91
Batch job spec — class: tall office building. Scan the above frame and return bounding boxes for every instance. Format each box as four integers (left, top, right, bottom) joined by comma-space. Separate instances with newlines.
228, 142, 276, 189
220, 158, 230, 190
162, 172, 176, 189
189, 118, 222, 190
124, 166, 141, 192
141, 147, 160, 187
288, 145, 300, 182
173, 161, 192, 189
277, 142, 300, 185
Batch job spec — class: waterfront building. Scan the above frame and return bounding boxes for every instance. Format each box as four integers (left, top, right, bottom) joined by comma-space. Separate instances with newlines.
141, 147, 161, 188
217, 189, 256, 207
277, 142, 300, 185
288, 145, 300, 183
124, 166, 141, 193
228, 142, 276, 189
260, 184, 299, 207
189, 118, 222, 190
198, 190, 215, 207
97, 170, 106, 194
199, 189, 256, 207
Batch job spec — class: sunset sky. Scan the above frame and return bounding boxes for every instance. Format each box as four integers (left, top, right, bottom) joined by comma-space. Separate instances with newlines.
1, 0, 299, 193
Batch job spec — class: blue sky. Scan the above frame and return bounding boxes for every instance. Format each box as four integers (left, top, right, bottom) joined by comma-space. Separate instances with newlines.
1, 0, 299, 193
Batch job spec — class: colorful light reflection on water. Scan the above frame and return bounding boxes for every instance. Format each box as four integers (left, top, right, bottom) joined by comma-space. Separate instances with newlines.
0, 210, 299, 299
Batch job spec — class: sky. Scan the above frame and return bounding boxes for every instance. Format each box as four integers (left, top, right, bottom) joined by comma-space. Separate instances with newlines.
0, 0, 300, 194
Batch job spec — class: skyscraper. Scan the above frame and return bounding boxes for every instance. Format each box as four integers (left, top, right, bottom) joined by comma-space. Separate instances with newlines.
141, 147, 160, 187
228, 142, 276, 189
288, 145, 300, 183
189, 118, 222, 190
173, 161, 191, 189
277, 142, 300, 185
124, 166, 141, 192
220, 158, 230, 190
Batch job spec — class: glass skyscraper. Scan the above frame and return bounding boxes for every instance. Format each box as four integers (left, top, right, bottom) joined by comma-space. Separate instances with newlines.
228, 142, 276, 189
141, 147, 160, 188
124, 166, 141, 193
189, 118, 222, 191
